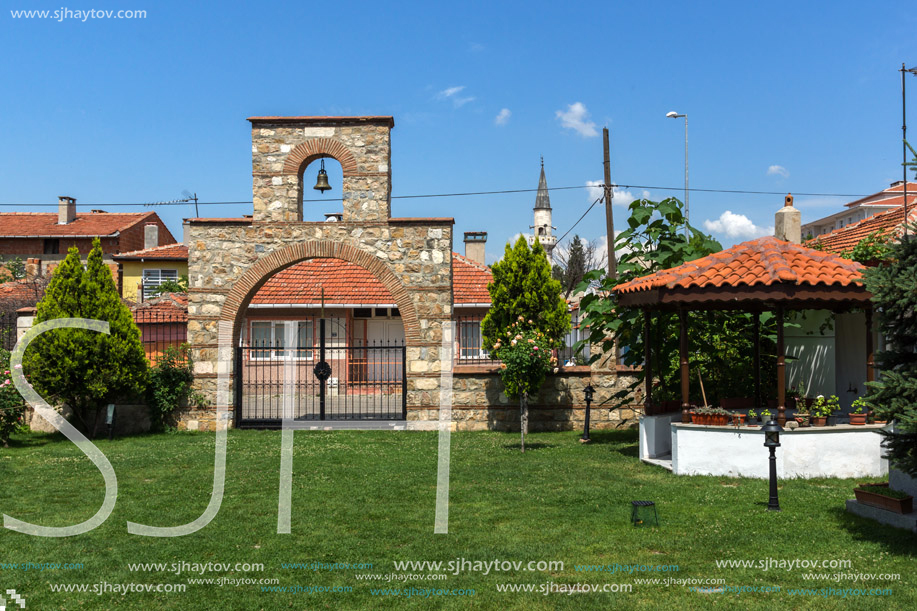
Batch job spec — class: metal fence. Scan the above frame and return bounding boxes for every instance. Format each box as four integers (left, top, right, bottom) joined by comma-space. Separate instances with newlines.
235, 342, 406, 426
0, 312, 15, 352
132, 308, 187, 366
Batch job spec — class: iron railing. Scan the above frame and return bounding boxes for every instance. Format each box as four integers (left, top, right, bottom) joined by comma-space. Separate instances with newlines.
235, 341, 407, 426
0, 312, 16, 352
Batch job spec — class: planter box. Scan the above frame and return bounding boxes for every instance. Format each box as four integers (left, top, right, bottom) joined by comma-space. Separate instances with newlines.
850, 413, 868, 425
854, 484, 914, 514
812, 416, 827, 426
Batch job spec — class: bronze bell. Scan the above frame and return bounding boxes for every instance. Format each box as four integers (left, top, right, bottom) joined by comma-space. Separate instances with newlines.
313, 158, 331, 193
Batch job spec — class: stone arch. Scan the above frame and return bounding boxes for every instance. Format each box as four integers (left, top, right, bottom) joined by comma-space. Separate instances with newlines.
282, 138, 359, 176
220, 240, 421, 346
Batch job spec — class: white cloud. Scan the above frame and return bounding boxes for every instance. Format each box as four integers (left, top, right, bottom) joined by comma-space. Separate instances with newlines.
703, 211, 773, 240
494, 108, 511, 126
556, 102, 599, 137
586, 180, 650, 206
436, 85, 475, 108
767, 165, 790, 178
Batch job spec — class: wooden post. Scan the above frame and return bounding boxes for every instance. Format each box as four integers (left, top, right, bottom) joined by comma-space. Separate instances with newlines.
603, 127, 617, 279
644, 309, 652, 416
776, 307, 786, 426
866, 307, 875, 384
753, 312, 762, 410
679, 309, 690, 420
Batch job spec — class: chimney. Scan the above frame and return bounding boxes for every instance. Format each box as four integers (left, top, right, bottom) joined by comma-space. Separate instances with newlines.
182, 220, 191, 245
775, 193, 801, 243
144, 222, 159, 250
58, 196, 76, 225
25, 258, 42, 279
463, 231, 487, 265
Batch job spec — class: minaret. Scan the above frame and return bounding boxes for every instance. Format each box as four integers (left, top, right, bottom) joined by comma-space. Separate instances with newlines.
529, 157, 557, 259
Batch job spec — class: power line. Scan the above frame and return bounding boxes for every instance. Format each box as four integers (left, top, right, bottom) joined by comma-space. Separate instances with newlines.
0, 183, 872, 208
556, 196, 603, 244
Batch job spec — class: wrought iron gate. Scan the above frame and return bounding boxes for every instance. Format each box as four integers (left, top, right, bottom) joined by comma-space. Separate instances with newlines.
235, 321, 406, 428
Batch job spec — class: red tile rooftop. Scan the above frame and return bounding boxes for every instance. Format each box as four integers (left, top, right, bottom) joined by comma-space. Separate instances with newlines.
113, 243, 188, 260
806, 203, 917, 256
251, 253, 492, 306
615, 236, 865, 295
0, 212, 158, 237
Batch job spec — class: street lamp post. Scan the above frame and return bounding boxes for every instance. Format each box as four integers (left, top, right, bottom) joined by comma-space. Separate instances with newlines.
901, 64, 917, 240
762, 419, 783, 511
581, 385, 595, 443
666, 111, 689, 233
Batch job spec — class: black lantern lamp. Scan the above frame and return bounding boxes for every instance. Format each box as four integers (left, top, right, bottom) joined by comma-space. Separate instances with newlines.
762, 419, 783, 511
313, 157, 331, 193
581, 384, 595, 443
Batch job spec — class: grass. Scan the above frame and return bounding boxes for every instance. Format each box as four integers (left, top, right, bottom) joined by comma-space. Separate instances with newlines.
0, 428, 914, 609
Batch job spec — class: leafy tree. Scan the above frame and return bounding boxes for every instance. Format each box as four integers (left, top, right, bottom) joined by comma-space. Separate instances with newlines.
482, 237, 569, 449
148, 275, 189, 297
840, 231, 893, 265
576, 198, 773, 408
23, 239, 147, 437
863, 228, 917, 477
0, 256, 26, 283
551, 235, 599, 298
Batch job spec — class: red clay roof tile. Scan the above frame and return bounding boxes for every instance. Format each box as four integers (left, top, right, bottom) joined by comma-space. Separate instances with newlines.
615, 236, 865, 295
0, 212, 158, 237
806, 203, 917, 256
113, 243, 188, 260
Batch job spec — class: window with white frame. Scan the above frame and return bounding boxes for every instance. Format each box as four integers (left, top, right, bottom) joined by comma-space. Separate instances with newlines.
249, 320, 315, 360
142, 268, 179, 299
457, 318, 487, 359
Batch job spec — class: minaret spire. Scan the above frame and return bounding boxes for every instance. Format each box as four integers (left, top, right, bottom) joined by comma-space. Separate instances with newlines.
530, 156, 556, 259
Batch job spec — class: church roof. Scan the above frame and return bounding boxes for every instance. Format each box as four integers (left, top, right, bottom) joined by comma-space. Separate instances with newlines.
535, 160, 551, 210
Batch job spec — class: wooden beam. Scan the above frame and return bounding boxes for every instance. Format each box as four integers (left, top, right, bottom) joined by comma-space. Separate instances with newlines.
644, 309, 653, 415
754, 312, 761, 410
866, 307, 875, 384
679, 309, 690, 419
776, 307, 786, 426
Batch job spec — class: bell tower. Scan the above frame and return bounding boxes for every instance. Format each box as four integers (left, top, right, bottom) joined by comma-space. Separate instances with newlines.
249, 116, 394, 222
529, 157, 556, 258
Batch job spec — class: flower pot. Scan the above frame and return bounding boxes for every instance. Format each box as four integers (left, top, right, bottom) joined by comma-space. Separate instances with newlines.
854, 484, 914, 514
812, 416, 827, 426
794, 416, 810, 427
849, 413, 867, 425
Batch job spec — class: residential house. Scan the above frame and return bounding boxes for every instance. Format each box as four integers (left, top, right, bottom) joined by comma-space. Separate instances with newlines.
801, 181, 917, 239
113, 243, 189, 302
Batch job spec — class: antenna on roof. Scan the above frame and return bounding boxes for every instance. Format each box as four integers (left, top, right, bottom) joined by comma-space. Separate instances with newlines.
146, 192, 199, 217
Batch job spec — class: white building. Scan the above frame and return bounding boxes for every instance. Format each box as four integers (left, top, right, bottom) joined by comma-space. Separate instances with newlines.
801, 181, 917, 238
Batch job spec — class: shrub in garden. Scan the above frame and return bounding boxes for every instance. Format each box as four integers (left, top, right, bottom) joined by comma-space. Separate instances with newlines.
23, 239, 147, 438
146, 344, 194, 432
0, 349, 27, 447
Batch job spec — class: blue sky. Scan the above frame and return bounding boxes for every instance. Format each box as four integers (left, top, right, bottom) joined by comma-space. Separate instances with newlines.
2, 1, 916, 262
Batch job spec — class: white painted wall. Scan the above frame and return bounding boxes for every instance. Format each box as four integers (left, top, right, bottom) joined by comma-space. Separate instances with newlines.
639, 413, 681, 459
671, 423, 887, 479
834, 311, 876, 413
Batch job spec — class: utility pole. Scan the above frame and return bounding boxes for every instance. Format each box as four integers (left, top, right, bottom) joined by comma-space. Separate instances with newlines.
603, 127, 617, 279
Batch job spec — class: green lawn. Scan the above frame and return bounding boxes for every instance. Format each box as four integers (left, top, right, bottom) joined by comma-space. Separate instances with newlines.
0, 428, 914, 610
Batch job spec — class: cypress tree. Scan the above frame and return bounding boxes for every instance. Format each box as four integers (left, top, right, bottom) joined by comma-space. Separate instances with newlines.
24, 238, 147, 436
863, 232, 917, 476
482, 236, 570, 354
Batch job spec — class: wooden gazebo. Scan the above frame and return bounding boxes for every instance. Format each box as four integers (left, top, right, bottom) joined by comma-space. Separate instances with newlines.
614, 236, 874, 425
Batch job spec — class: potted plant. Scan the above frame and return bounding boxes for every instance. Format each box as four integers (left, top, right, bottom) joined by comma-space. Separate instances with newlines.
747, 408, 759, 425
854, 483, 914, 514
849, 398, 868, 425
760, 409, 772, 423
811, 395, 839, 426
694, 406, 713, 425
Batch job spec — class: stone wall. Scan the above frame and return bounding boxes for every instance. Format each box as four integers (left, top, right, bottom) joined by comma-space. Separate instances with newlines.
250, 116, 393, 223
412, 366, 641, 432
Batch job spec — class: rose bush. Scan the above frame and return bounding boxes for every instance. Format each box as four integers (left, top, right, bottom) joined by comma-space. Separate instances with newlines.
0, 349, 27, 447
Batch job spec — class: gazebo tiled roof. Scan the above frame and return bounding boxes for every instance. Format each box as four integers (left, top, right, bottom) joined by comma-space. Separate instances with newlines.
614, 236, 870, 309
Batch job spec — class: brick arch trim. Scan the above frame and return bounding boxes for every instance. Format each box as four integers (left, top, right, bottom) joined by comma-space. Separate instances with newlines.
282, 138, 359, 176
220, 241, 421, 345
